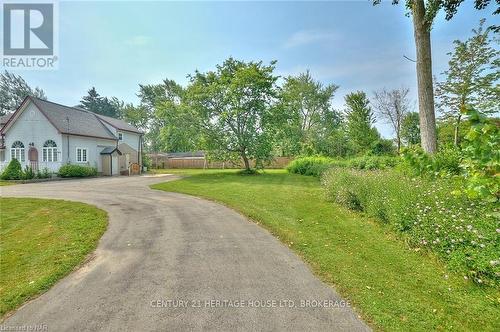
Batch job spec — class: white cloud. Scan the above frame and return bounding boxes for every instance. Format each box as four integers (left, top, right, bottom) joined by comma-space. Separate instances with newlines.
124, 35, 152, 46
283, 30, 339, 48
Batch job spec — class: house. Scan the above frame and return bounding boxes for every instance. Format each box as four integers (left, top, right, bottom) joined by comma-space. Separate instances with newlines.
0, 96, 143, 176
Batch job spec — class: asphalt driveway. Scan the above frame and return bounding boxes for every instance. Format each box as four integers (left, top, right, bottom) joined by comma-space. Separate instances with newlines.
1, 175, 369, 331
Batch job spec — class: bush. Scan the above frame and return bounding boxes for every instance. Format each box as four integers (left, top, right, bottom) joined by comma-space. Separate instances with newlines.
401, 145, 462, 177
58, 164, 97, 178
286, 156, 338, 177
322, 168, 499, 286
22, 165, 35, 180
368, 139, 396, 156
461, 108, 499, 201
1, 159, 23, 180
287, 156, 399, 177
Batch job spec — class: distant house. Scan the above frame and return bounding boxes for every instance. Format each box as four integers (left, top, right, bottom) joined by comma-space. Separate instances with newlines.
0, 96, 143, 176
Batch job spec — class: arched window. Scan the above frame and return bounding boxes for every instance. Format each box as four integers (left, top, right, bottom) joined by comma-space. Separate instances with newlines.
11, 141, 25, 162
43, 140, 58, 162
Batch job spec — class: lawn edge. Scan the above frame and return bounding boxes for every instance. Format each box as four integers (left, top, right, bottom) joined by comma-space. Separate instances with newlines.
0, 197, 109, 322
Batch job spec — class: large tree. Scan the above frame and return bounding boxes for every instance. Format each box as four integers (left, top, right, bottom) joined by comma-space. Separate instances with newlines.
435, 19, 499, 146
79, 87, 121, 118
372, 87, 412, 153
0, 71, 46, 115
277, 71, 340, 155
373, 0, 498, 154
186, 58, 279, 171
344, 91, 379, 154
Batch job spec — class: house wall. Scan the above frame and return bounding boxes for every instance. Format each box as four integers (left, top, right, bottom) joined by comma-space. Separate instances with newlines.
61, 134, 116, 172
2, 102, 63, 172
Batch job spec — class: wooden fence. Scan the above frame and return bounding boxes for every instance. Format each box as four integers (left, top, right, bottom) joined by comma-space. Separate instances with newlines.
149, 155, 293, 169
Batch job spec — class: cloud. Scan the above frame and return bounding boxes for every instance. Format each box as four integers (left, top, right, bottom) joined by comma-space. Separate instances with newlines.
284, 30, 339, 48
124, 35, 152, 46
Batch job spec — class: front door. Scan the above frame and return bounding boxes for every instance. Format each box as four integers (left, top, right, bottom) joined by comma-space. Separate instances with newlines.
28, 147, 38, 172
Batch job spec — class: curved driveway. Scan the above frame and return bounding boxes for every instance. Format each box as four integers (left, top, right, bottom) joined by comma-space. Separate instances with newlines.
1, 175, 369, 331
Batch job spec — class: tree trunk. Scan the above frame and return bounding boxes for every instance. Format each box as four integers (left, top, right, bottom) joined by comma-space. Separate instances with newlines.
454, 113, 462, 146
241, 151, 250, 171
412, 0, 438, 154
397, 134, 401, 154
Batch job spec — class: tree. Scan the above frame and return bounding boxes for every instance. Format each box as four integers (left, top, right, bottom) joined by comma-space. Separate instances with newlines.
372, 87, 412, 153
401, 112, 421, 146
435, 19, 499, 146
79, 87, 120, 118
344, 91, 379, 154
278, 71, 339, 155
0, 70, 46, 115
186, 58, 279, 171
373, 0, 498, 154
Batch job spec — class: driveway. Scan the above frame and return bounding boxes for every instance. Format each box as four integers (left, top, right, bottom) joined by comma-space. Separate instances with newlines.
1, 175, 369, 331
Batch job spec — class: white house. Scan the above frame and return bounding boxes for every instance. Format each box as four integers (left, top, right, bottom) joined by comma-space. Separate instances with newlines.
0, 96, 143, 176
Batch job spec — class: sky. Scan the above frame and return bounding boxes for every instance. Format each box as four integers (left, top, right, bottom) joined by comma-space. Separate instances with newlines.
4, 0, 499, 137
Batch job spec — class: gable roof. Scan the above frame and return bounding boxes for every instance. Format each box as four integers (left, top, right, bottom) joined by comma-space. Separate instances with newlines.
1, 97, 142, 140
95, 114, 142, 134
30, 98, 117, 140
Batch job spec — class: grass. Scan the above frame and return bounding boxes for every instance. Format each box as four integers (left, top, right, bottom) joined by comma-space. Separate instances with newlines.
151, 169, 500, 331
0, 198, 107, 318
0, 181, 15, 186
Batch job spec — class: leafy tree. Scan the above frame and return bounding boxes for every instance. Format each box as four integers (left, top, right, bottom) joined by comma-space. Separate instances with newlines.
373, 0, 498, 154
155, 80, 201, 152
121, 103, 149, 133
372, 87, 412, 153
436, 19, 499, 146
186, 58, 279, 171
0, 70, 46, 115
278, 71, 339, 155
79, 87, 120, 118
344, 91, 379, 154
401, 112, 421, 146
437, 118, 471, 147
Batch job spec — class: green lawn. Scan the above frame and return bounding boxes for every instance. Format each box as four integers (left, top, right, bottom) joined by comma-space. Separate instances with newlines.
152, 170, 500, 331
0, 198, 107, 317
0, 181, 15, 186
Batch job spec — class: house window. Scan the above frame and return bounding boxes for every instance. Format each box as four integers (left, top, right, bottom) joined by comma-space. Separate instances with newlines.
43, 140, 58, 162
118, 132, 123, 140
76, 148, 88, 162
10, 141, 25, 162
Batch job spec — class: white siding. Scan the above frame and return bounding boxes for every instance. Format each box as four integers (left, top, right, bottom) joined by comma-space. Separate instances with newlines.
3, 103, 62, 172
61, 134, 116, 172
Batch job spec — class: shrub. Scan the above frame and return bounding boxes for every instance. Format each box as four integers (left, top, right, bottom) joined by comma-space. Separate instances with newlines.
1, 159, 23, 180
287, 156, 399, 177
322, 168, 500, 286
286, 156, 337, 177
22, 165, 35, 180
58, 164, 97, 178
401, 145, 461, 177
461, 108, 499, 201
369, 139, 396, 156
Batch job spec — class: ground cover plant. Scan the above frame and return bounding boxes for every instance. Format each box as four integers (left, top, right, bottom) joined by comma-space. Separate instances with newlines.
0, 198, 107, 317
152, 170, 500, 331
322, 168, 500, 287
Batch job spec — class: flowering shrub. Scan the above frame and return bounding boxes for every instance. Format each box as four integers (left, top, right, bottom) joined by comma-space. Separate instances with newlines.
322, 168, 500, 286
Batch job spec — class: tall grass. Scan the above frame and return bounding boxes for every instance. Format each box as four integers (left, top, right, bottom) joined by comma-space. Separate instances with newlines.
322, 168, 500, 287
